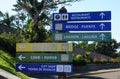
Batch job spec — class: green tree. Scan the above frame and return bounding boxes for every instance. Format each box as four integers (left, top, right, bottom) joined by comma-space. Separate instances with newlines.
87, 42, 96, 51
13, 0, 81, 42
95, 39, 118, 58
73, 54, 87, 65
0, 11, 15, 27
0, 32, 26, 57
76, 42, 88, 49
76, 41, 96, 51
0, 11, 18, 34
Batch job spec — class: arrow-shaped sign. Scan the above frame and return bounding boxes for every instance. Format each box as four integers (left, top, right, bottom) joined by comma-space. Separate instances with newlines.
99, 12, 105, 19
18, 65, 26, 70
18, 55, 26, 61
19, 45, 25, 49
99, 23, 105, 30
100, 33, 106, 40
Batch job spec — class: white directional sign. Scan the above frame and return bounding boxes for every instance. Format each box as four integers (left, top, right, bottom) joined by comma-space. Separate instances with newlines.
18, 65, 26, 71
18, 55, 26, 61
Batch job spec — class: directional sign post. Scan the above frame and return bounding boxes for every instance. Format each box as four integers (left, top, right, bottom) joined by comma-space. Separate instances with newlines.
53, 11, 111, 21
53, 22, 111, 31
16, 53, 72, 62
16, 63, 72, 73
52, 32, 111, 41
16, 43, 73, 52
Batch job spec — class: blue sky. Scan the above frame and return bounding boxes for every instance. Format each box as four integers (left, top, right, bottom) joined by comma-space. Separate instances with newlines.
0, 0, 120, 43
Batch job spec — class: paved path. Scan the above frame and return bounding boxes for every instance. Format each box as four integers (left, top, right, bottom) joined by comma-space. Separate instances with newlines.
68, 68, 120, 78
0, 68, 120, 79
69, 71, 120, 79
28, 73, 58, 79
0, 69, 20, 79
29, 68, 120, 79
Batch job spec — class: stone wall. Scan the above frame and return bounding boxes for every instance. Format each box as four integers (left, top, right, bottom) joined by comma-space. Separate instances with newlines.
73, 63, 120, 72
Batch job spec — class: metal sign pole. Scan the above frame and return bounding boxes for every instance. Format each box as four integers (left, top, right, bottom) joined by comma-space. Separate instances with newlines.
57, 6, 68, 79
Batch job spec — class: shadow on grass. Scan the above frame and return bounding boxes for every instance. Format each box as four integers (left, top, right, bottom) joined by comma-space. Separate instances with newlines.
69, 75, 105, 79
0, 75, 7, 79
26, 73, 58, 79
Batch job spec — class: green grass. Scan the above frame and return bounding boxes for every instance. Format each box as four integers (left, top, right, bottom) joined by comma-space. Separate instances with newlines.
0, 50, 30, 79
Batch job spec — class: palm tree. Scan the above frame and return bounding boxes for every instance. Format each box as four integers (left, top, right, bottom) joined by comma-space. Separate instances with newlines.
0, 11, 15, 27
14, 0, 50, 41
13, 0, 82, 42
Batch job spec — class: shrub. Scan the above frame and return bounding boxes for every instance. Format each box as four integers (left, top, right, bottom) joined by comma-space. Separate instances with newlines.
110, 57, 120, 63
0, 32, 27, 57
73, 54, 87, 66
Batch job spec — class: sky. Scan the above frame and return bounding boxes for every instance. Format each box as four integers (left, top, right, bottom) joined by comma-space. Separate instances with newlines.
0, 0, 120, 43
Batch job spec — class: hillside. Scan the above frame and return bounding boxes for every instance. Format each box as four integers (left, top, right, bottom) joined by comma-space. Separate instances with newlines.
0, 50, 30, 79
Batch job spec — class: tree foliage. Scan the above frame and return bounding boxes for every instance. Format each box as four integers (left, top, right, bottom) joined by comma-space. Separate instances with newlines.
0, 32, 26, 57
76, 41, 96, 51
0, 0, 81, 57
95, 39, 118, 57
76, 40, 119, 58
12, 0, 81, 42
0, 11, 15, 27
73, 54, 87, 65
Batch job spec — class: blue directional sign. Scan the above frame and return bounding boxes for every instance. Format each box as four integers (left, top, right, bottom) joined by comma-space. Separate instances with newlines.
16, 63, 72, 73
53, 11, 111, 21
52, 22, 111, 31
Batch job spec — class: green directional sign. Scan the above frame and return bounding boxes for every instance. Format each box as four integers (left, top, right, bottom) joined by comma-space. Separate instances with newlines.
16, 53, 72, 62
52, 32, 111, 41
